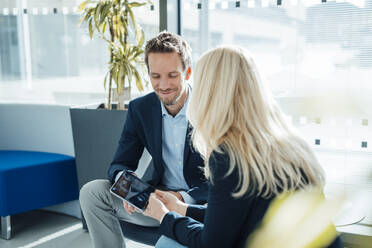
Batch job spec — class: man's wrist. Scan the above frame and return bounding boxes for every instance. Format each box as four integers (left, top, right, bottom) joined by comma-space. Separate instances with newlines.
178, 191, 196, 204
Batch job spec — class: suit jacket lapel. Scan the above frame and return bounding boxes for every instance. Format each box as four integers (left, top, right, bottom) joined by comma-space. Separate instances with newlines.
152, 98, 163, 174
183, 122, 192, 166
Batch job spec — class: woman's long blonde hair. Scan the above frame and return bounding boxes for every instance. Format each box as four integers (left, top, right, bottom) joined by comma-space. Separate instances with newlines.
187, 46, 325, 198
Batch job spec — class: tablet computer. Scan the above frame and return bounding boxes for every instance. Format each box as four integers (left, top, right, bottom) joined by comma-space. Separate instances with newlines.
110, 170, 155, 212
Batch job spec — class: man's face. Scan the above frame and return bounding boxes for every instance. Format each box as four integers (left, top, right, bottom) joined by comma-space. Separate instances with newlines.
148, 52, 189, 106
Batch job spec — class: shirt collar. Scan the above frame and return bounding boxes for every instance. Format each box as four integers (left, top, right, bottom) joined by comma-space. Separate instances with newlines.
161, 84, 191, 118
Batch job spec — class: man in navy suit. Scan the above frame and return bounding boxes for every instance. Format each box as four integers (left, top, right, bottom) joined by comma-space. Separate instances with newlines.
79, 31, 208, 248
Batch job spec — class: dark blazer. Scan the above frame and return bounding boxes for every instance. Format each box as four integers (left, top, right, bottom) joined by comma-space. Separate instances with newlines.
108, 92, 208, 204
160, 151, 343, 248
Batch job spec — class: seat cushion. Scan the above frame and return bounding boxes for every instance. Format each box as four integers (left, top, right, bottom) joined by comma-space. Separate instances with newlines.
0, 150, 79, 216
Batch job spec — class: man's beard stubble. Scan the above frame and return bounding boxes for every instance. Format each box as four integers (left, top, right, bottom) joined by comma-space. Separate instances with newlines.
157, 85, 186, 106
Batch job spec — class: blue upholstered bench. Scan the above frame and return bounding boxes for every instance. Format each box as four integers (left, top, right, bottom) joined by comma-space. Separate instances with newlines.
0, 150, 79, 239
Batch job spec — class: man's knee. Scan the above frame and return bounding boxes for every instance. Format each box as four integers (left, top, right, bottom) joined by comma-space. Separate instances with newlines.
80, 179, 111, 208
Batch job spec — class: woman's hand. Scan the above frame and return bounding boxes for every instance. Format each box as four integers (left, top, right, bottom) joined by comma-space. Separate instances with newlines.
143, 193, 169, 222
155, 190, 188, 216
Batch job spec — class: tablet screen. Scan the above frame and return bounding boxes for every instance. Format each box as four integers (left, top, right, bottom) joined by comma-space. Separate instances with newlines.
110, 171, 155, 211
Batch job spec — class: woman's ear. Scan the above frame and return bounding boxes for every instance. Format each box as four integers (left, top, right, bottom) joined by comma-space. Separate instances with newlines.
185, 67, 192, 80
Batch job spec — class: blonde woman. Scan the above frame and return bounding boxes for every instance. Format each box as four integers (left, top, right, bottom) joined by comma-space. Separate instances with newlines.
143, 46, 342, 248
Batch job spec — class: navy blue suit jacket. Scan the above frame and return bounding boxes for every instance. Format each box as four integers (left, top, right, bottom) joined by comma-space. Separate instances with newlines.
107, 92, 208, 204
160, 151, 343, 248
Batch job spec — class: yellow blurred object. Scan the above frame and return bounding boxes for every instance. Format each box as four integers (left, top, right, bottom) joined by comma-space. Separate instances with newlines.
247, 188, 345, 248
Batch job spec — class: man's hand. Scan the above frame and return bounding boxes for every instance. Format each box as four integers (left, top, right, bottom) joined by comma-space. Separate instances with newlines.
123, 201, 136, 215
155, 190, 188, 216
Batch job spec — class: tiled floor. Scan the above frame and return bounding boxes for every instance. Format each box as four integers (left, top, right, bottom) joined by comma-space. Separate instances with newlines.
0, 210, 153, 248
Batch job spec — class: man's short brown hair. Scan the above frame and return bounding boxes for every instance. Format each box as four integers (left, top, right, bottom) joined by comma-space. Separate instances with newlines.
145, 31, 192, 71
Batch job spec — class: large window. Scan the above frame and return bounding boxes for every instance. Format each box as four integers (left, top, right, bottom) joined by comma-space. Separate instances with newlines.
1, 0, 371, 225
183, 0, 372, 224
0, 0, 159, 105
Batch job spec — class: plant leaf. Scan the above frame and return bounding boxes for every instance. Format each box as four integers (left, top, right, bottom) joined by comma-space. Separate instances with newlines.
125, 62, 132, 87
78, 0, 88, 12
99, 3, 108, 27
127, 7, 141, 42
138, 29, 145, 47
129, 2, 147, 8
132, 66, 144, 91
94, 3, 101, 30
88, 18, 94, 39
102, 21, 107, 34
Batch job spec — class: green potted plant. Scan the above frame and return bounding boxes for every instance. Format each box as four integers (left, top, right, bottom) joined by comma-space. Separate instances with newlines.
70, 0, 152, 206
78, 0, 151, 110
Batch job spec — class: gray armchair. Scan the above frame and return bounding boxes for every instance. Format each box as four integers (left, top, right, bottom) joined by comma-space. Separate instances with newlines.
70, 108, 161, 246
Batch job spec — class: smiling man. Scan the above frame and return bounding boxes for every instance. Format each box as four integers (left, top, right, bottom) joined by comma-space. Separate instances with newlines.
79, 31, 208, 248
149, 51, 190, 115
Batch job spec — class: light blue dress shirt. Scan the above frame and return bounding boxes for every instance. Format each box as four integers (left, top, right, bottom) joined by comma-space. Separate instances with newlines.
115, 86, 195, 203
160, 87, 195, 203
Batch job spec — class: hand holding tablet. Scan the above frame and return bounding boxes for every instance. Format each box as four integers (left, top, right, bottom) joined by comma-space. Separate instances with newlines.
110, 170, 155, 213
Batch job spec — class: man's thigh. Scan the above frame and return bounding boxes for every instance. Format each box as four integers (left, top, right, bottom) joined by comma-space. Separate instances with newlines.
97, 179, 160, 227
